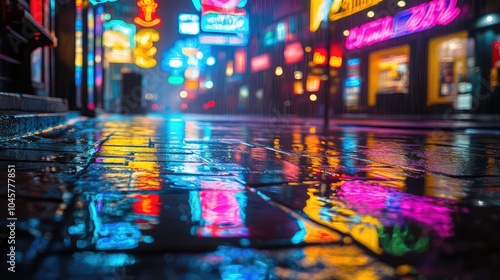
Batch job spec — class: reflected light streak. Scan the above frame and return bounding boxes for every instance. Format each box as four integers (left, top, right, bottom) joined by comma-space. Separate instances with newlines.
195, 190, 249, 238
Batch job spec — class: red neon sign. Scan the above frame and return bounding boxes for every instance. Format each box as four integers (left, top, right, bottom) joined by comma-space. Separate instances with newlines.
134, 0, 161, 27
312, 47, 327, 66
346, 0, 460, 49
284, 42, 304, 65
251, 54, 271, 72
234, 48, 247, 73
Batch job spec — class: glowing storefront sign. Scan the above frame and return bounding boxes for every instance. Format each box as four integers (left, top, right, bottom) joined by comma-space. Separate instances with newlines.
284, 41, 304, 64
168, 75, 185, 85
234, 48, 246, 73
201, 4, 249, 34
75, 0, 83, 107
306, 75, 322, 92
310, 0, 332, 32
312, 47, 327, 66
250, 54, 271, 72
179, 14, 200, 35
192, 0, 247, 11
330, 44, 343, 68
89, 0, 119, 4
134, 0, 161, 27
199, 33, 247, 46
329, 0, 383, 21
103, 20, 136, 63
134, 28, 160, 68
346, 0, 461, 49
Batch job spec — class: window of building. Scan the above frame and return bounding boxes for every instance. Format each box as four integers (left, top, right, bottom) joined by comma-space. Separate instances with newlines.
368, 45, 410, 106
427, 31, 475, 110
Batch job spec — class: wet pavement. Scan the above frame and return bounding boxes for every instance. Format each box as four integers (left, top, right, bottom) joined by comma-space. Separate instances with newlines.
1, 113, 500, 279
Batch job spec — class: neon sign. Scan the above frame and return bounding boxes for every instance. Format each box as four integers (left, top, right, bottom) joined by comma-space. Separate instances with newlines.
103, 20, 136, 63
89, 0, 119, 4
179, 14, 200, 35
134, 29, 160, 68
310, 0, 332, 32
199, 33, 247, 46
346, 0, 461, 49
134, 0, 161, 27
329, 0, 383, 22
284, 41, 304, 64
250, 54, 271, 72
312, 47, 327, 66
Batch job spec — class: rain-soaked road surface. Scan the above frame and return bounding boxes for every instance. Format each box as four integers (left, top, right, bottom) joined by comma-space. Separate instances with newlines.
1, 114, 500, 279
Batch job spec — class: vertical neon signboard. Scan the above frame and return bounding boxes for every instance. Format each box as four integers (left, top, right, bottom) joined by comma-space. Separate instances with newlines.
95, 5, 104, 108
87, 6, 95, 111
75, 0, 83, 108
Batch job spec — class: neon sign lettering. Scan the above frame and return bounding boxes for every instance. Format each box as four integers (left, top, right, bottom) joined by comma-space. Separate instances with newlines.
346, 0, 461, 49
134, 0, 161, 27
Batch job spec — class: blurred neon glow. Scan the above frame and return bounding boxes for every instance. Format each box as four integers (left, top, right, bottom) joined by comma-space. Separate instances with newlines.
206, 56, 216, 65
89, 0, 119, 4
329, 0, 383, 21
275, 66, 283, 76
196, 190, 249, 237
87, 7, 95, 111
251, 54, 271, 72
168, 75, 184, 84
234, 48, 247, 73
75, 1, 83, 107
179, 14, 200, 35
103, 20, 136, 63
284, 42, 304, 64
306, 76, 321, 92
312, 47, 327, 65
294, 71, 303, 80
205, 80, 214, 88
310, 94, 318, 101
346, 0, 461, 49
226, 60, 234, 76
309, 0, 332, 32
180, 90, 188, 98
134, 29, 160, 68
134, 0, 161, 27
168, 58, 184, 68
294, 81, 304, 94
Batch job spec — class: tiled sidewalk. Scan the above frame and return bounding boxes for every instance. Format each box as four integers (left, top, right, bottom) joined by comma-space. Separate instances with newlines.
1, 114, 500, 279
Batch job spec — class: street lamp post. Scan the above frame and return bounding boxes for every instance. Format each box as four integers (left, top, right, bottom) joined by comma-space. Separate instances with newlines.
323, 20, 332, 135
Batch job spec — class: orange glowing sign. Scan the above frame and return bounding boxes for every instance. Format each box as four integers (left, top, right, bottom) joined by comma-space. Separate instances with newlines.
294, 81, 304, 94
134, 0, 161, 27
306, 75, 321, 92
234, 49, 246, 73
185, 79, 199, 90
134, 28, 160, 68
330, 43, 343, 68
312, 48, 327, 66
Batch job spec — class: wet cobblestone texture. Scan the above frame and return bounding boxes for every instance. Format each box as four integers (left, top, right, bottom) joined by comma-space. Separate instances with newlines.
1, 114, 500, 279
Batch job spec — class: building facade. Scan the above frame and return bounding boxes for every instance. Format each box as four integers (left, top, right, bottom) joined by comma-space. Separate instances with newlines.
325, 0, 500, 115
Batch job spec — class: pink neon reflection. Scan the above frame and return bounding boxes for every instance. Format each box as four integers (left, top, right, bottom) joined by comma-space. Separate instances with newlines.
197, 190, 249, 237
346, 0, 461, 50
337, 181, 456, 238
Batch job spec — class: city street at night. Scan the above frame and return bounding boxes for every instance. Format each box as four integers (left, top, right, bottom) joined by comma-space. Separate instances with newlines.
1, 0, 500, 279
1, 114, 500, 279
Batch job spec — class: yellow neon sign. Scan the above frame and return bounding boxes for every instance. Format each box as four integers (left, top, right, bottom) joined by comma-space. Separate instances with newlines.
329, 0, 383, 21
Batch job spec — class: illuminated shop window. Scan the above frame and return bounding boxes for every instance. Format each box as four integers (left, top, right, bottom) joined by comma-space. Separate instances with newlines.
368, 45, 410, 106
428, 32, 474, 110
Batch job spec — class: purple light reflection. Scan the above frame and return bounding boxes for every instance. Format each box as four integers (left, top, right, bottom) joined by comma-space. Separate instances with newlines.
337, 181, 457, 238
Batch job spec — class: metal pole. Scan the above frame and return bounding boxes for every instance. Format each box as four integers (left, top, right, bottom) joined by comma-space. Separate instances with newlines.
323, 21, 331, 135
